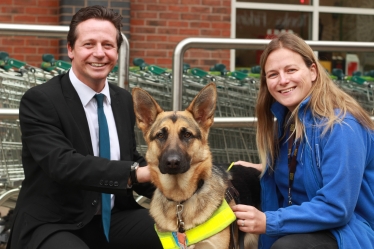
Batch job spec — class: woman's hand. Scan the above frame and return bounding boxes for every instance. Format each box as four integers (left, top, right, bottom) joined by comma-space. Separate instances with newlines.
232, 204, 266, 234
234, 161, 263, 172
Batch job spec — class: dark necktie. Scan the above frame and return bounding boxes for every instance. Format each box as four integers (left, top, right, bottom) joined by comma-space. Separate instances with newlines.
95, 93, 111, 241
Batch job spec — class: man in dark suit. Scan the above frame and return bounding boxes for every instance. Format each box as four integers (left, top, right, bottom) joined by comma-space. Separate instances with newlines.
7, 5, 163, 249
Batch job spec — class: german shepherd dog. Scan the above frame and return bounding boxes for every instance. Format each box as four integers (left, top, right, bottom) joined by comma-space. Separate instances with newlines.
132, 83, 261, 249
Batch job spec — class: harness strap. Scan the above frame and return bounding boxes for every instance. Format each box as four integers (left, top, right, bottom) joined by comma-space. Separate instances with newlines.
155, 198, 236, 249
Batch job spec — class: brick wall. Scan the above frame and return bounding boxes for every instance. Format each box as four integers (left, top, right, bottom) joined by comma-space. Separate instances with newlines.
0, 0, 60, 68
129, 0, 231, 71
1, 0, 231, 71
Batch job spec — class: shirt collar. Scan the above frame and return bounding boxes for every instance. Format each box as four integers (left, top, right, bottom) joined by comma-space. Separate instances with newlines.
69, 69, 111, 107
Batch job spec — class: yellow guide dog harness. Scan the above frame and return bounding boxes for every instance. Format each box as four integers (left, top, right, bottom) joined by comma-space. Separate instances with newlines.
155, 198, 236, 249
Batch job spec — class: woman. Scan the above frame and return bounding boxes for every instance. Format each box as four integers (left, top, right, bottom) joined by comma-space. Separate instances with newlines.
232, 33, 374, 249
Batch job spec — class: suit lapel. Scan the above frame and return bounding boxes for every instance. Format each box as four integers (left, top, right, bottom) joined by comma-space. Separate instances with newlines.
61, 73, 94, 155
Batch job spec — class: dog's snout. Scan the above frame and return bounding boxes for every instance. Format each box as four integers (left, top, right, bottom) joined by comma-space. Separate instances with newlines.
159, 149, 190, 175
166, 155, 180, 169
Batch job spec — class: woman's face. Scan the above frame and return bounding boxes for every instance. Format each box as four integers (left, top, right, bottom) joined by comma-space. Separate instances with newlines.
264, 48, 317, 111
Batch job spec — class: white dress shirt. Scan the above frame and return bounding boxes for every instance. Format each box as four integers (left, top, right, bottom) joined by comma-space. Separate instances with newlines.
69, 69, 118, 209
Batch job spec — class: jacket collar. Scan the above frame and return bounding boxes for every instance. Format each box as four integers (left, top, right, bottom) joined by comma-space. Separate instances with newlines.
270, 96, 312, 137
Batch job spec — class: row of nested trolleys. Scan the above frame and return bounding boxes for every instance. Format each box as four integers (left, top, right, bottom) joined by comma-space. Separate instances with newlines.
1, 65, 374, 207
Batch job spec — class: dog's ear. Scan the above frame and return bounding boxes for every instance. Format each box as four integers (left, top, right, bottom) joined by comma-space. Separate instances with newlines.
132, 88, 164, 133
186, 82, 217, 130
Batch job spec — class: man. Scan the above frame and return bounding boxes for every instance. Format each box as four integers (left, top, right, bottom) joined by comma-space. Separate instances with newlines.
7, 5, 162, 249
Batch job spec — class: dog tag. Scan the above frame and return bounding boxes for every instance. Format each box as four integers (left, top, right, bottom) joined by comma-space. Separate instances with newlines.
177, 232, 187, 249
172, 231, 188, 249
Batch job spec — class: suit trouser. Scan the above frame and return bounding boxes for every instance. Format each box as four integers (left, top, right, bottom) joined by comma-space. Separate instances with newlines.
38, 208, 163, 249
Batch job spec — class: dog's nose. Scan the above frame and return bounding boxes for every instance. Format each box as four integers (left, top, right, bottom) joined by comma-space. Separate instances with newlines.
167, 155, 180, 169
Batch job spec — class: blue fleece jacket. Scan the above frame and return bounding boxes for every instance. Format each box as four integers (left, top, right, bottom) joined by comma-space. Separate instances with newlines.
259, 98, 374, 249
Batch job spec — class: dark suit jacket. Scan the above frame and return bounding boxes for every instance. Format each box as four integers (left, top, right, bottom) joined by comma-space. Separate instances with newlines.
7, 73, 154, 249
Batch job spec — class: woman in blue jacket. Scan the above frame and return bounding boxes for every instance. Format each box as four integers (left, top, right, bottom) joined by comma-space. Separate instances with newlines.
232, 33, 374, 249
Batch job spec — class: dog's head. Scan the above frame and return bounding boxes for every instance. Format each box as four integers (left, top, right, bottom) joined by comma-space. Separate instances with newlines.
132, 83, 217, 188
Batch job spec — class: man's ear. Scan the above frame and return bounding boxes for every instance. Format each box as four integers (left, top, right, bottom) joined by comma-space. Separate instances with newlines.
67, 42, 74, 60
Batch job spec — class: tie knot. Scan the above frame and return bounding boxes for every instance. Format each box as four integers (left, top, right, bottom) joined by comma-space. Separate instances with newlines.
95, 94, 105, 108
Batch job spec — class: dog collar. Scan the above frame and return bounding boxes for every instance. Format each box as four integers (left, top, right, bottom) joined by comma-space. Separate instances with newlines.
155, 199, 236, 249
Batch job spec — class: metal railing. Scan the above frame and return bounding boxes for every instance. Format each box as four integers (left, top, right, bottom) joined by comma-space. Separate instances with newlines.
172, 37, 374, 127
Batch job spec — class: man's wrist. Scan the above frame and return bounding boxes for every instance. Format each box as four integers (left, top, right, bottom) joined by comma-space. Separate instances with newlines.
130, 162, 139, 185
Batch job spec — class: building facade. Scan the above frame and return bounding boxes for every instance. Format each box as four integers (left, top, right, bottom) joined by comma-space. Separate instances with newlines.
1, 0, 374, 73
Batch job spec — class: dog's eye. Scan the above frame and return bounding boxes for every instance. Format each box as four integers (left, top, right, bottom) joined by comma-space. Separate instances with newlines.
156, 132, 164, 139
184, 132, 192, 138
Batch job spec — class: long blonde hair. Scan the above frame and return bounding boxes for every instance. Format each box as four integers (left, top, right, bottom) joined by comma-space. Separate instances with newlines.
256, 33, 374, 172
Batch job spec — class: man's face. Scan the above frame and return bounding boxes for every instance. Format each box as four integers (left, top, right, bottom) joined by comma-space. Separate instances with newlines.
67, 18, 118, 92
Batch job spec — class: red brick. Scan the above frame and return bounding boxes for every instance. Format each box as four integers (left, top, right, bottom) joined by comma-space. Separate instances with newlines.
129, 50, 145, 58
221, 30, 231, 37
159, 12, 180, 20
2, 7, 25, 14
158, 28, 179, 34
191, 6, 211, 13
147, 5, 167, 11
13, 0, 37, 5
159, 0, 180, 4
14, 46, 37, 53
129, 34, 146, 42
132, 42, 157, 49
168, 36, 187, 43
167, 21, 188, 28
37, 47, 59, 54
179, 29, 200, 36
25, 7, 50, 15
212, 22, 231, 29
2, 38, 25, 46
0, 0, 13, 4
146, 50, 168, 57
180, 13, 201, 20
38, 0, 59, 7
26, 39, 49, 47
155, 57, 172, 67
37, 16, 59, 23
131, 19, 145, 26
201, 15, 221, 21
189, 50, 211, 58
143, 57, 156, 64
200, 29, 221, 36
0, 15, 12, 22
137, 12, 158, 19
202, 0, 221, 5
130, 4, 146, 11
156, 43, 176, 50
168, 5, 189, 12
212, 7, 230, 14
49, 39, 59, 47
14, 15, 36, 23
25, 54, 43, 64
133, 27, 156, 34
190, 21, 210, 28
181, 0, 202, 4
202, 59, 218, 66
147, 20, 167, 26
146, 35, 168, 42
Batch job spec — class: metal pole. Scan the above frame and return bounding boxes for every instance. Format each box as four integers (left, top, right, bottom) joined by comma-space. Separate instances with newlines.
0, 109, 19, 120
118, 33, 130, 90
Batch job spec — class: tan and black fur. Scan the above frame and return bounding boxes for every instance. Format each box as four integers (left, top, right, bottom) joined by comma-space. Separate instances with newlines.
132, 83, 260, 249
